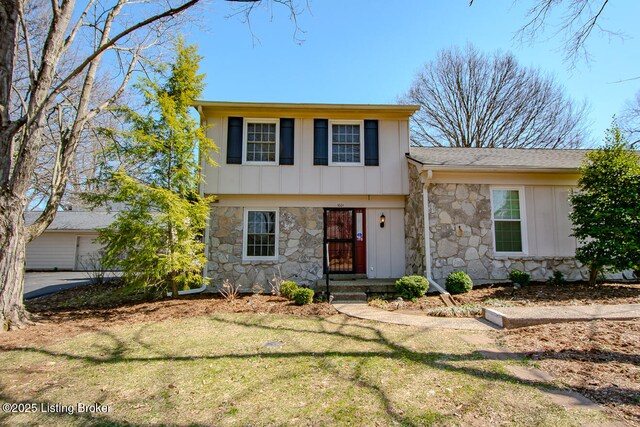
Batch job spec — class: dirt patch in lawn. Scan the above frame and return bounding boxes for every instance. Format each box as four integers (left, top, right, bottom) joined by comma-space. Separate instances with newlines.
0, 282, 336, 348
500, 319, 640, 426
372, 281, 640, 316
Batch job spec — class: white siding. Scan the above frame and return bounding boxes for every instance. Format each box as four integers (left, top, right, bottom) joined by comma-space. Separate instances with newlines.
75, 234, 103, 270
202, 118, 410, 196
26, 233, 77, 270
366, 208, 406, 278
26, 232, 103, 271
525, 186, 577, 257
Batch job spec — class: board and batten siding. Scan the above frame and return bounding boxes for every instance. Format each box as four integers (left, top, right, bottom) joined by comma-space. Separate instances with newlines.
366, 208, 406, 278
202, 117, 410, 196
524, 186, 577, 257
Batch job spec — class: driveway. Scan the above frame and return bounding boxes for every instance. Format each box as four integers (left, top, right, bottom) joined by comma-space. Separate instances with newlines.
24, 271, 119, 300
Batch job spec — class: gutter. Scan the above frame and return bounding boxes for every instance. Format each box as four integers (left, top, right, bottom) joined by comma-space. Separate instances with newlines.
419, 168, 449, 295
404, 153, 580, 174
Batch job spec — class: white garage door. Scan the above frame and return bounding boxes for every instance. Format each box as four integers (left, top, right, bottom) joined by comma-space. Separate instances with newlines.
75, 234, 103, 270
26, 233, 77, 270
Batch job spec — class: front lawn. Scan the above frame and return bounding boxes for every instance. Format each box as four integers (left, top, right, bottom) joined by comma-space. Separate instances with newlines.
0, 311, 612, 426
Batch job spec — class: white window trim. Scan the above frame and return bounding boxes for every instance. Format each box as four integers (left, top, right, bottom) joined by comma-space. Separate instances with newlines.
242, 208, 279, 262
328, 119, 364, 166
490, 186, 528, 255
242, 118, 279, 165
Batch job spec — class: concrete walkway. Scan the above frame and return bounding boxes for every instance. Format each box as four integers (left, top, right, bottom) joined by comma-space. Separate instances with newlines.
333, 303, 497, 330
484, 303, 640, 328
334, 302, 640, 330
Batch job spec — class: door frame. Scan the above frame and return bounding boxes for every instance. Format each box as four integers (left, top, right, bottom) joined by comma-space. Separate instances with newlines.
323, 208, 366, 274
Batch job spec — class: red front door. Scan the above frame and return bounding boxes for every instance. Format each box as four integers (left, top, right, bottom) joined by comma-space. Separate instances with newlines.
324, 208, 366, 274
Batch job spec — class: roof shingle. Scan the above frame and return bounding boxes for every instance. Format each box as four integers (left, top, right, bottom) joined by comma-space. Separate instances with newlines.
408, 147, 588, 170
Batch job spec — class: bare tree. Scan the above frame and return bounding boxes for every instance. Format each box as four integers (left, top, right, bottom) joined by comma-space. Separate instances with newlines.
0, 0, 304, 330
470, 0, 616, 65
401, 45, 588, 148
619, 91, 640, 148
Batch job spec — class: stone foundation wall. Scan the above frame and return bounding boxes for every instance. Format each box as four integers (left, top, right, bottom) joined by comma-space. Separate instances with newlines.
207, 206, 324, 290
404, 163, 425, 275
425, 182, 589, 283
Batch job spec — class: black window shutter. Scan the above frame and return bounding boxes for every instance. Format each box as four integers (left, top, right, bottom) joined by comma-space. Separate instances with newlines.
364, 120, 379, 166
313, 119, 329, 165
226, 116, 243, 164
279, 118, 295, 165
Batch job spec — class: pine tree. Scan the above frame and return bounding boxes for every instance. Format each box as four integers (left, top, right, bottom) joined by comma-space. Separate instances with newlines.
89, 38, 217, 297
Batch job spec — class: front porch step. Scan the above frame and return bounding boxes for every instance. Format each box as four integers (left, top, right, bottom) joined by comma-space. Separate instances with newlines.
328, 283, 396, 293
321, 274, 368, 281
315, 279, 398, 295
330, 291, 368, 303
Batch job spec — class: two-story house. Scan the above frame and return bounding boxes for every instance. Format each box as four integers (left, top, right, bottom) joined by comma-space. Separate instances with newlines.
196, 102, 420, 289
197, 101, 630, 292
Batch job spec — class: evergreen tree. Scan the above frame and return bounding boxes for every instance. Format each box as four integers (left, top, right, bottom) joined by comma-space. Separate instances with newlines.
89, 39, 217, 296
570, 121, 640, 284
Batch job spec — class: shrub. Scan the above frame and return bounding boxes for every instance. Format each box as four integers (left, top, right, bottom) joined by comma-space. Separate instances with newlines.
569, 125, 640, 284
547, 270, 566, 286
395, 275, 430, 300
426, 304, 482, 317
292, 288, 314, 305
280, 281, 298, 299
445, 271, 473, 294
509, 269, 531, 286
368, 298, 389, 309
218, 279, 241, 302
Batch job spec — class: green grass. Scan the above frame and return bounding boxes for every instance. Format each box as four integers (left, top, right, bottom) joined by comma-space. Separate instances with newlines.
0, 313, 609, 426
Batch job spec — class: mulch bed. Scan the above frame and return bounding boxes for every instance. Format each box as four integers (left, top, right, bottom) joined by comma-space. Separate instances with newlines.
501, 319, 640, 426
375, 281, 640, 315
0, 282, 336, 348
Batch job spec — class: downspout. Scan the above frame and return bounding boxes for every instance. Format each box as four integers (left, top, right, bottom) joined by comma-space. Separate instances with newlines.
197, 105, 211, 289
420, 170, 449, 294
167, 105, 209, 297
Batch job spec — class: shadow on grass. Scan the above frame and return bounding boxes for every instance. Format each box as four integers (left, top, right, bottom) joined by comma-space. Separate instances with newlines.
0, 313, 629, 426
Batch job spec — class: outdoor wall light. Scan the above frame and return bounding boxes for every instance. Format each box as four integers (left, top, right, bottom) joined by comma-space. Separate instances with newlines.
379, 213, 386, 228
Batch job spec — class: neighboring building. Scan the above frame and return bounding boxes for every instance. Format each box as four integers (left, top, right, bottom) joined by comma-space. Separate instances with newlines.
405, 147, 593, 284
25, 211, 115, 271
196, 101, 420, 288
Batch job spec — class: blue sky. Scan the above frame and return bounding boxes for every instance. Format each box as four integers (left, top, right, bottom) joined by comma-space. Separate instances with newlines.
186, 1, 640, 145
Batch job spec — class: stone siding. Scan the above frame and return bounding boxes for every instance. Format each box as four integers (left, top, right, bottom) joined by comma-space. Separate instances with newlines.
424, 182, 589, 283
207, 206, 324, 290
404, 163, 425, 275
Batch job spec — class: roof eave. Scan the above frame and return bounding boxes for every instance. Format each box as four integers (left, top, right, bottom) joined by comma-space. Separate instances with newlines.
405, 156, 580, 173
193, 100, 420, 118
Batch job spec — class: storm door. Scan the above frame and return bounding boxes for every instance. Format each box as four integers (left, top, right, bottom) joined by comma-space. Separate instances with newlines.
324, 208, 366, 274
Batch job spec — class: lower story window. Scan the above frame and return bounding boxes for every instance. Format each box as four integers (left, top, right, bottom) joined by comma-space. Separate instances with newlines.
244, 209, 278, 260
491, 188, 525, 253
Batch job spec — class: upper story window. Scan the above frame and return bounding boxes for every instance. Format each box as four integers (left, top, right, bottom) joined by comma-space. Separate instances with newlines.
491, 187, 527, 254
244, 119, 279, 164
329, 120, 363, 165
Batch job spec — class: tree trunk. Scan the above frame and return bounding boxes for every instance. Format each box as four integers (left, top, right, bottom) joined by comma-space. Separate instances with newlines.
0, 191, 30, 330
588, 267, 600, 286
170, 271, 178, 299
